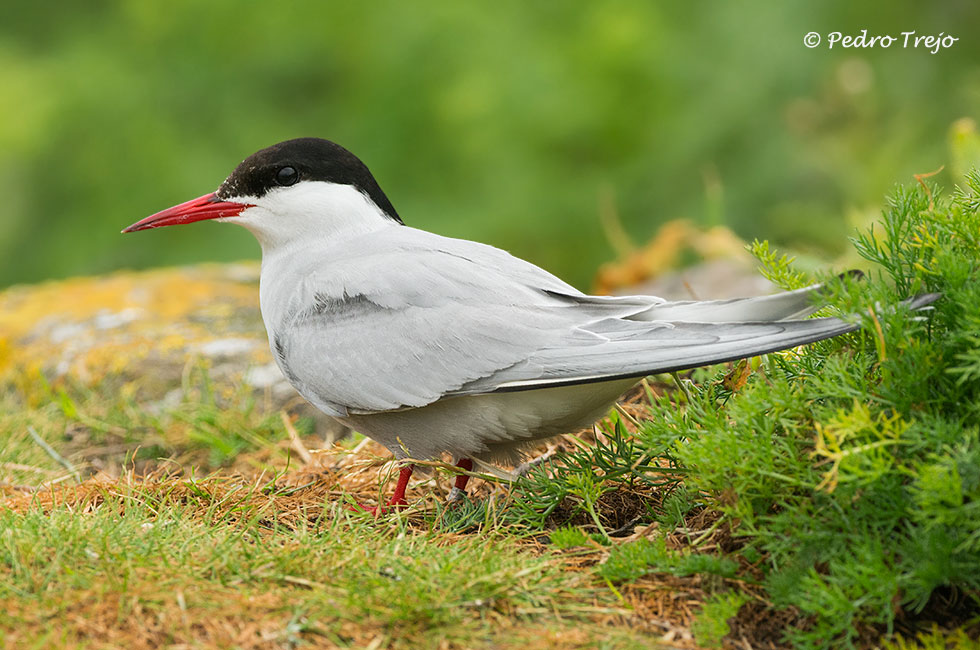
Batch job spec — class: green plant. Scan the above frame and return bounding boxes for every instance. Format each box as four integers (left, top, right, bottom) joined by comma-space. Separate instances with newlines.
550, 526, 591, 549
663, 175, 980, 647
502, 411, 683, 532
598, 538, 737, 583
691, 591, 748, 648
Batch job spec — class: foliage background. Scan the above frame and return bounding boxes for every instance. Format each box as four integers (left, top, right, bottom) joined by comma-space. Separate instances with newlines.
2, 1, 979, 289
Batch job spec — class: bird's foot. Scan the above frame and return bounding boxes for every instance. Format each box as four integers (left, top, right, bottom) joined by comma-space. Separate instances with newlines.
446, 486, 467, 504
346, 502, 380, 516
347, 464, 414, 516
444, 458, 474, 507
346, 496, 409, 517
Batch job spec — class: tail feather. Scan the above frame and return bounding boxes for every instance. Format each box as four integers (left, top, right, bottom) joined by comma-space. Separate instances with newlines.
631, 271, 865, 324
463, 289, 941, 395
485, 316, 859, 392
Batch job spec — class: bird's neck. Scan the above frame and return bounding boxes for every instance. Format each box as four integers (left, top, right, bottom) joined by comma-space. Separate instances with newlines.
229, 182, 400, 253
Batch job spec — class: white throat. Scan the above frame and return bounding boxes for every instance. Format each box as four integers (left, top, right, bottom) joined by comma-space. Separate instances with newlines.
220, 181, 399, 253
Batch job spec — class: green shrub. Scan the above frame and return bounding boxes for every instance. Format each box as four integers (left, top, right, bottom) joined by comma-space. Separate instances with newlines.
549, 526, 591, 549
657, 174, 980, 647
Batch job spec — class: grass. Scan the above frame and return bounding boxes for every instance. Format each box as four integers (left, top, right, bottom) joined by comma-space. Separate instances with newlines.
3, 174, 980, 648
0, 377, 664, 648
0, 473, 651, 649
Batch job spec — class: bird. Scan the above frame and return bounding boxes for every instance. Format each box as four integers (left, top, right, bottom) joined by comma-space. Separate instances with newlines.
123, 137, 938, 513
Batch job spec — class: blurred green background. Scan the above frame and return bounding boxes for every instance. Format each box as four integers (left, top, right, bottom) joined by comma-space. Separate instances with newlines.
2, 1, 978, 290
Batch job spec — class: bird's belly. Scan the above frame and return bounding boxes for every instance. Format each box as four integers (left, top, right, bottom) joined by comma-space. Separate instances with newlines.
339, 378, 637, 463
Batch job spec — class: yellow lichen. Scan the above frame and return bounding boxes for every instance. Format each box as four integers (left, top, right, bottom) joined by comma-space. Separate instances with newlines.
0, 263, 270, 388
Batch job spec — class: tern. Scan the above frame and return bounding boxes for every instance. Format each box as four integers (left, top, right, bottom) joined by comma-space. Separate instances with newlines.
123, 138, 937, 512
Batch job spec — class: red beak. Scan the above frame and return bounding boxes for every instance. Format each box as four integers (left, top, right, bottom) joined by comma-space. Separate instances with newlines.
122, 193, 254, 233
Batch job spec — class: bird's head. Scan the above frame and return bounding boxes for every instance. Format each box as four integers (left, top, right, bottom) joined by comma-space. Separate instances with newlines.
123, 138, 401, 247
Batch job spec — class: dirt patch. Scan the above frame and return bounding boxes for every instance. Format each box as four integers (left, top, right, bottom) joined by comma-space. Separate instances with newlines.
726, 600, 808, 649
545, 484, 661, 534
892, 586, 980, 640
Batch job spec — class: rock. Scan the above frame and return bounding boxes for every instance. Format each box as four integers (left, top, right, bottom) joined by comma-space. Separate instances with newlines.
594, 219, 776, 299
622, 258, 775, 300
0, 263, 338, 437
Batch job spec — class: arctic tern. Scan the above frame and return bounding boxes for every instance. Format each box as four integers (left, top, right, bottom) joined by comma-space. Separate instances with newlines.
123, 137, 937, 512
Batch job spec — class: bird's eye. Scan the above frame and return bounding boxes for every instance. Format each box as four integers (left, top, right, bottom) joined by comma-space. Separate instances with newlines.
276, 166, 299, 186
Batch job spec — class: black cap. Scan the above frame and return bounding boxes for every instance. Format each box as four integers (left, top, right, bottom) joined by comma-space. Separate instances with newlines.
216, 138, 402, 223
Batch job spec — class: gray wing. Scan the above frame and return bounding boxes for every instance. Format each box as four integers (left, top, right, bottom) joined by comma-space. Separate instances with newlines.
272, 228, 878, 415
455, 316, 857, 394
273, 228, 621, 415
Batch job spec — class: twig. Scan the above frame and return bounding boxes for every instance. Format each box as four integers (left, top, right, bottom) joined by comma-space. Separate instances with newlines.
27, 427, 80, 482
345, 436, 372, 459
670, 372, 693, 403
279, 575, 326, 589
515, 448, 560, 477
35, 473, 79, 490
614, 402, 641, 428
409, 458, 513, 483
913, 165, 944, 211
689, 517, 724, 547
280, 411, 313, 464
326, 436, 377, 471
607, 514, 647, 538
0, 462, 59, 475
681, 277, 700, 301
615, 519, 661, 544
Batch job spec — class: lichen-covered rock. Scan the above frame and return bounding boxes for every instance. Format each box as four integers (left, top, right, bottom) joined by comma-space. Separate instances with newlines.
0, 263, 337, 435
2, 263, 262, 383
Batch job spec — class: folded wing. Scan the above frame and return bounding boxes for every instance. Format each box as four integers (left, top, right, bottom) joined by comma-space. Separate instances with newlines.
273, 228, 923, 415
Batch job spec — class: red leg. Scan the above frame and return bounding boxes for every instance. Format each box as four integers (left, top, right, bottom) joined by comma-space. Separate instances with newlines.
386, 464, 414, 508
347, 463, 414, 516
454, 458, 473, 492
447, 458, 473, 503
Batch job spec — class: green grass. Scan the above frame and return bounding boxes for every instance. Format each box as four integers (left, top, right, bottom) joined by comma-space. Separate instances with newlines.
0, 478, 645, 649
